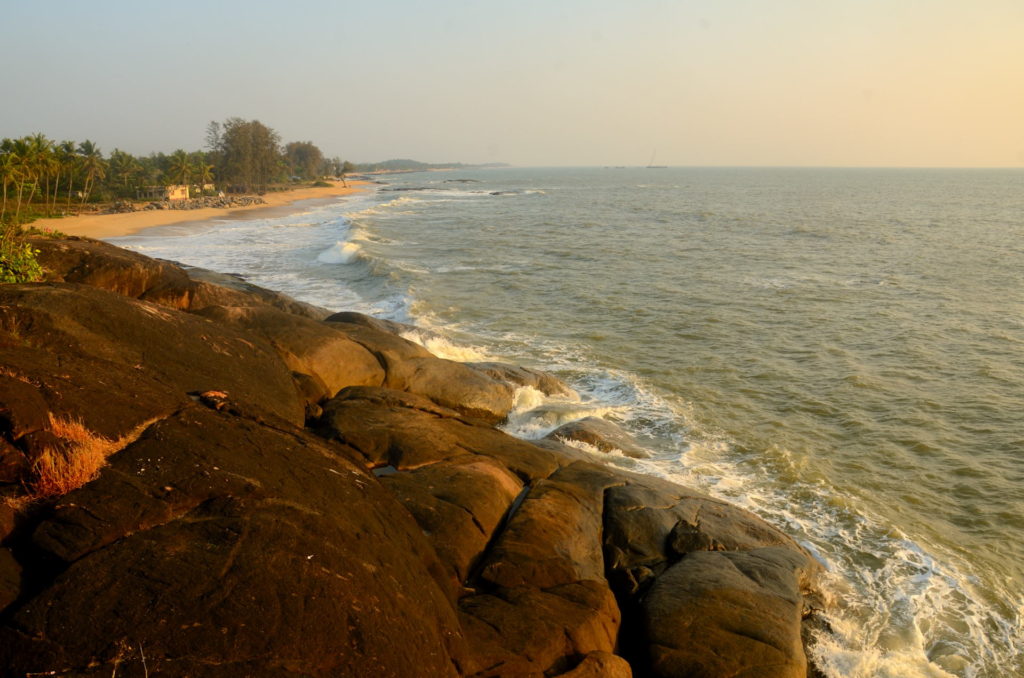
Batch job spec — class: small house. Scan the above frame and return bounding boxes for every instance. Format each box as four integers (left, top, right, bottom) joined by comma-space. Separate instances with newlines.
139, 185, 190, 201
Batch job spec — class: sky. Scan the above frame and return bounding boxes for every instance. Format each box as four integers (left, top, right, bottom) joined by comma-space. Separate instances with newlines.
2, 0, 1023, 167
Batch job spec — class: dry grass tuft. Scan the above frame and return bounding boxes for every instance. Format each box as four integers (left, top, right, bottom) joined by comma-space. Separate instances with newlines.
25, 414, 154, 500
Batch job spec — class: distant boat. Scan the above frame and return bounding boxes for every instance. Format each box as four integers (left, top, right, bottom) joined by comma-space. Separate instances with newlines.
645, 151, 667, 169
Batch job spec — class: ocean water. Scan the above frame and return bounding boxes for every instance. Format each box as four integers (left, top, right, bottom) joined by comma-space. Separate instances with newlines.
112, 167, 1024, 678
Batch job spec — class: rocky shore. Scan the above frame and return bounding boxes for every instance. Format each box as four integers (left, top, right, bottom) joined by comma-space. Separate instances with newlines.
106, 195, 269, 214
0, 237, 826, 677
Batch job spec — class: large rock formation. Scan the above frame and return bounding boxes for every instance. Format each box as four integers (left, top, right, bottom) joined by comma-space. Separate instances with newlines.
0, 238, 825, 677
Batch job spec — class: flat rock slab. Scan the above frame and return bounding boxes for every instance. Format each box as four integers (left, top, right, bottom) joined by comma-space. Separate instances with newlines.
0, 283, 304, 426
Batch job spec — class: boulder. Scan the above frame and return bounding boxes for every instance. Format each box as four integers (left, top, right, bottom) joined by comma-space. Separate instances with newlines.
0, 342, 192, 490
479, 463, 620, 590
0, 284, 304, 426
380, 455, 524, 588
643, 547, 817, 678
468, 361, 576, 397
459, 463, 624, 677
185, 266, 332, 320
602, 472, 810, 597
194, 305, 385, 398
386, 357, 515, 424
31, 236, 194, 309
326, 321, 515, 423
545, 417, 650, 459
0, 403, 467, 677
459, 581, 621, 677
0, 503, 15, 541
318, 386, 562, 480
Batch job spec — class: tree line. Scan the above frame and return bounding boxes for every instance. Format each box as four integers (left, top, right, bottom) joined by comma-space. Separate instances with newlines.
1, 118, 354, 227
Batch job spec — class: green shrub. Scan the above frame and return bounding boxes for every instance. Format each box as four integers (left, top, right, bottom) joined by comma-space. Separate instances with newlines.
311, 180, 332, 187
0, 236, 43, 283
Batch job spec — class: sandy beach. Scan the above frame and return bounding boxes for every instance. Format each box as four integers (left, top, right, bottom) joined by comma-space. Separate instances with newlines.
27, 181, 369, 240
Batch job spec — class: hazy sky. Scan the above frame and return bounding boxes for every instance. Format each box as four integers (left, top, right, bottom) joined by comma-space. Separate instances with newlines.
3, 0, 1022, 167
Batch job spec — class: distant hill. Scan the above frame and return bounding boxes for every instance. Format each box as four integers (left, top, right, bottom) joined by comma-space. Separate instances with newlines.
354, 159, 509, 172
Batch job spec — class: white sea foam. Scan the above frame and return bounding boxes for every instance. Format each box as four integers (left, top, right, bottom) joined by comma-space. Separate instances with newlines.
501, 385, 626, 439
316, 241, 361, 264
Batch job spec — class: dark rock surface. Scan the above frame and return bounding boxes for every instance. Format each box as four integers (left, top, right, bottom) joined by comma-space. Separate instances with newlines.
0, 238, 826, 677
0, 283, 304, 426
1, 404, 465, 677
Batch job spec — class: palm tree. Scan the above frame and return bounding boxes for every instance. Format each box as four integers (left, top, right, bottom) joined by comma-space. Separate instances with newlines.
52, 140, 76, 215
0, 145, 22, 225
194, 158, 215, 193
166, 150, 192, 189
108, 149, 143, 197
4, 138, 32, 223
76, 140, 106, 214
22, 133, 53, 212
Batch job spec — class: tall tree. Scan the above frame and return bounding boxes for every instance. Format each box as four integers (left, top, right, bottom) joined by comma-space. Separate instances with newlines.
209, 118, 283, 193
3, 138, 31, 222
23, 133, 53, 210
194, 158, 215, 190
76, 140, 105, 214
284, 141, 324, 180
51, 140, 76, 214
0, 143, 21, 224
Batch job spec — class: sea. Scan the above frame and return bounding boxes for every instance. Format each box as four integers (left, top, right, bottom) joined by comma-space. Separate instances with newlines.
111, 167, 1024, 678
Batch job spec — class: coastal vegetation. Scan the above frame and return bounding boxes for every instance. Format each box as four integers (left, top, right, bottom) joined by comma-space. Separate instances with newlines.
0, 121, 349, 229
0, 118, 353, 281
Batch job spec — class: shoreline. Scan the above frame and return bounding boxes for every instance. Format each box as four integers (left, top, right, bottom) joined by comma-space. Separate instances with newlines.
0, 235, 827, 676
26, 180, 370, 240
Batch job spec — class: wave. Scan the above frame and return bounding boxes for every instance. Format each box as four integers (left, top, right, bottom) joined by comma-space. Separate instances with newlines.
501, 386, 627, 440
316, 241, 362, 264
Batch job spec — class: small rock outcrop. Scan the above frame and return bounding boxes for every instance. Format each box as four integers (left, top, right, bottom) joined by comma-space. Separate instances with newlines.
546, 416, 651, 458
